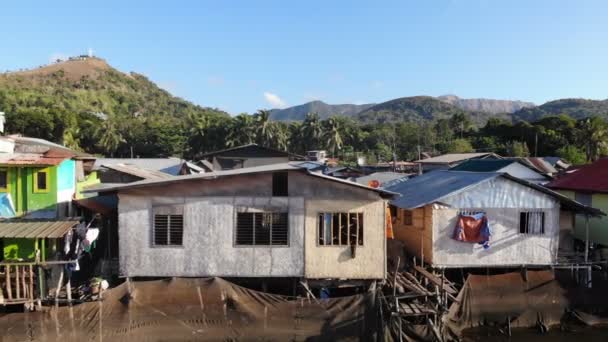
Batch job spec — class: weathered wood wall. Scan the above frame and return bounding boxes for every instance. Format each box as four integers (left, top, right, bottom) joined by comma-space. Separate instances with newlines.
117, 171, 387, 279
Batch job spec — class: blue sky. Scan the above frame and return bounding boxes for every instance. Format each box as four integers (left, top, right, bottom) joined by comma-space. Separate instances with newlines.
1, 0, 607, 114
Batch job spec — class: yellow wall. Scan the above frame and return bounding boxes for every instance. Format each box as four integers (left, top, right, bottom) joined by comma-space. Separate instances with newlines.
392, 205, 433, 264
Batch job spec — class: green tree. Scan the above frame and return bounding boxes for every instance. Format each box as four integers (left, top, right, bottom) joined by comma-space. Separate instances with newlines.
226, 114, 256, 147
556, 145, 587, 165
507, 141, 530, 157
323, 117, 344, 157
95, 117, 125, 156
577, 116, 608, 161
301, 113, 323, 151
446, 138, 474, 153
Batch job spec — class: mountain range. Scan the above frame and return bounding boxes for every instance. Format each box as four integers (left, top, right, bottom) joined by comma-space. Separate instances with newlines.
269, 95, 535, 124
1, 57, 607, 129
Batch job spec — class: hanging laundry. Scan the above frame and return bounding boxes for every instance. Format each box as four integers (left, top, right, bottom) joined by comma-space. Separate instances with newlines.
83, 228, 100, 252
64, 229, 73, 255
452, 213, 491, 249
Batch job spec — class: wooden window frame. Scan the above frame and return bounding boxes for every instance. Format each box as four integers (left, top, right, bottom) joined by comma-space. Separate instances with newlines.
152, 205, 184, 247
33, 168, 50, 193
519, 211, 545, 235
317, 212, 364, 247
0, 168, 8, 192
234, 211, 289, 247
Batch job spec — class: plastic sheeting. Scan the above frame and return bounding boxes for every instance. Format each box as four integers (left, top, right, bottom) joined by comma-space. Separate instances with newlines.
0, 277, 381, 341
446, 270, 608, 335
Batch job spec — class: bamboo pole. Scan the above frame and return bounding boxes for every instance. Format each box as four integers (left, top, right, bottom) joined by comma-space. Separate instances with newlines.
29, 265, 34, 302
55, 268, 64, 306
15, 266, 20, 299
6, 265, 12, 300
21, 266, 27, 299
338, 214, 342, 245
585, 215, 590, 263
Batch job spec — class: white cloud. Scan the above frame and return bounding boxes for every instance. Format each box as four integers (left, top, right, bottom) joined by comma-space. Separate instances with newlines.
263, 92, 287, 108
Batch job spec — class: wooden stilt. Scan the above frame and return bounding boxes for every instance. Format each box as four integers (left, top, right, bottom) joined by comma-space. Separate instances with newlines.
55, 268, 64, 306
66, 278, 73, 306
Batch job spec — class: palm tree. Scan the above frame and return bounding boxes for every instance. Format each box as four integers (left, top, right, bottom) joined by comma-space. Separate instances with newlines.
577, 116, 608, 161
95, 117, 125, 157
301, 113, 323, 151
254, 110, 275, 146
323, 117, 343, 157
226, 114, 256, 147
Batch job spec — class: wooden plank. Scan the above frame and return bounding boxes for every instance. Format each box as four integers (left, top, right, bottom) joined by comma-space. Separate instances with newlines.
414, 265, 457, 294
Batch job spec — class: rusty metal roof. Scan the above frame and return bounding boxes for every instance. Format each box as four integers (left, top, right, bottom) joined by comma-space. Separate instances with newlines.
0, 218, 80, 238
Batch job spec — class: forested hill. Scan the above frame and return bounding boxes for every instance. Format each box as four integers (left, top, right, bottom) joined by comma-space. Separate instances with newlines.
512, 98, 608, 122
269, 100, 374, 121
437, 95, 534, 114
0, 57, 229, 157
355, 96, 508, 125
0, 57, 227, 120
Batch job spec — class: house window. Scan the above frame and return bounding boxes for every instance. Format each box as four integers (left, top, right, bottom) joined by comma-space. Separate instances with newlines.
318, 212, 363, 246
519, 211, 545, 235
235, 212, 288, 246
401, 209, 413, 225
0, 169, 7, 191
33, 168, 49, 193
272, 172, 288, 196
153, 214, 184, 246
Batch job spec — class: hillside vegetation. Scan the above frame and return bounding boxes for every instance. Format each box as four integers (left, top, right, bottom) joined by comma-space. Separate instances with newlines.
0, 58, 607, 164
0, 58, 228, 157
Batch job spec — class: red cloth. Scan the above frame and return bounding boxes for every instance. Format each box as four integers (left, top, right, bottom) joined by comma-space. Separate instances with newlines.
453, 215, 487, 243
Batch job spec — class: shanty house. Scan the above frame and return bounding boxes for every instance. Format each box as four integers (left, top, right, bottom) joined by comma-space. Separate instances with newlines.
90, 163, 394, 281
198, 144, 305, 171
0, 136, 95, 261
416, 152, 500, 172
386, 170, 600, 268
450, 159, 551, 184
547, 158, 608, 245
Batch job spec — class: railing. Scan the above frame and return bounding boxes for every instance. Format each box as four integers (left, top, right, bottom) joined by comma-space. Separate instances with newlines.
0, 260, 77, 306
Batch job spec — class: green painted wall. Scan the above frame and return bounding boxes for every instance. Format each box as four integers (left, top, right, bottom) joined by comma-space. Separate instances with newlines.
572, 193, 608, 245
76, 171, 100, 199
24, 166, 58, 216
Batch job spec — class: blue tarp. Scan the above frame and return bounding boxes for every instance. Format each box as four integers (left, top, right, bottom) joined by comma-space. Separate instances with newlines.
0, 193, 16, 218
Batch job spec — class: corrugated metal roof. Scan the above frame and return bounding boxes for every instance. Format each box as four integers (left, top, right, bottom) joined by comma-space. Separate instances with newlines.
93, 158, 185, 175
355, 172, 409, 187
84, 162, 396, 197
387, 170, 498, 209
547, 158, 608, 193
0, 153, 67, 166
387, 170, 603, 216
101, 164, 174, 180
416, 153, 500, 164
0, 218, 80, 238
450, 159, 516, 172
